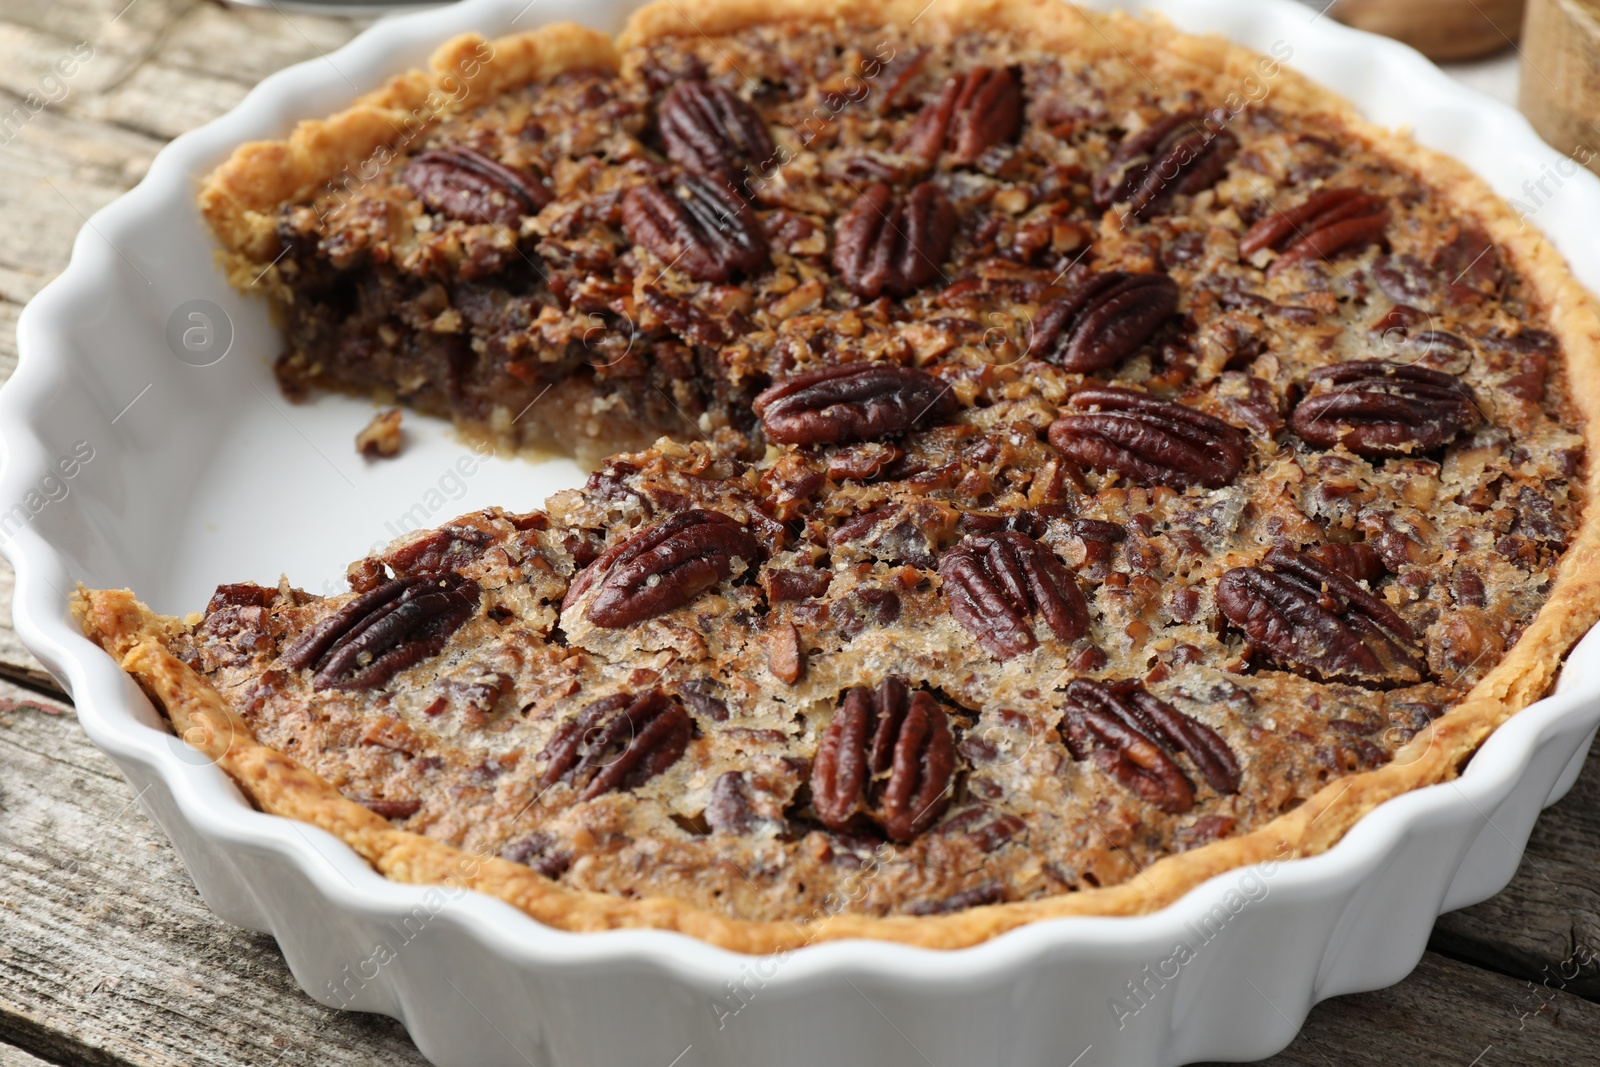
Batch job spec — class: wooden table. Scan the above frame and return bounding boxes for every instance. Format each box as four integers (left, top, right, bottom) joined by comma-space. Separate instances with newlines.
1, 3, 1596, 1064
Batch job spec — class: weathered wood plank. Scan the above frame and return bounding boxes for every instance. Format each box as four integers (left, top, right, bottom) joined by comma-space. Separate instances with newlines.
0, 22, 127, 103
156, 4, 368, 89
87, 61, 250, 142
0, 105, 162, 287
0, 1040, 58, 1067
0, 169, 123, 290
0, 560, 59, 698
1207, 950, 1600, 1067
0, 685, 428, 1067
0, 298, 19, 388
1431, 746, 1600, 1000
0, 99, 162, 189
0, 0, 195, 67
0, 267, 49, 313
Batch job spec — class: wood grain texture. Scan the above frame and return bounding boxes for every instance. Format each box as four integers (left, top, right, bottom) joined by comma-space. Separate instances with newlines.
0, 685, 428, 1067
0, 1043, 57, 1067
0, 0, 1596, 1063
87, 61, 251, 143
0, 0, 191, 61
0, 561, 58, 696
157, 3, 373, 89
1209, 951, 1600, 1067
0, 302, 18, 409
1431, 750, 1600, 1000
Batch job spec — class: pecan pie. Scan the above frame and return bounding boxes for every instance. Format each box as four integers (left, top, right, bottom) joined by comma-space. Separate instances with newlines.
78, 0, 1600, 951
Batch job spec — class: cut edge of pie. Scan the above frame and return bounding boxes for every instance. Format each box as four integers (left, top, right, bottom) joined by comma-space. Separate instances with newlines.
77, 0, 1600, 952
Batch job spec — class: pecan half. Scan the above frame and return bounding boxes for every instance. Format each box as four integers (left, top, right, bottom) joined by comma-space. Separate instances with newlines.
706, 771, 764, 834
1289, 360, 1478, 459
1067, 519, 1126, 581
906, 882, 1006, 915
402, 147, 551, 226
1370, 310, 1475, 375
827, 441, 903, 482
1433, 227, 1502, 304
500, 832, 572, 878
1093, 111, 1237, 217
833, 182, 955, 299
753, 363, 954, 446
1027, 271, 1178, 372
196, 584, 274, 669
903, 66, 1024, 166
1304, 541, 1385, 584
811, 679, 956, 842
1216, 545, 1425, 686
564, 510, 762, 627
1061, 678, 1241, 814
939, 532, 1089, 659
538, 690, 692, 800
356, 797, 424, 821
1238, 188, 1388, 272
280, 574, 478, 691
1048, 387, 1247, 489
621, 174, 769, 283
386, 523, 494, 576
766, 620, 806, 685
659, 81, 776, 186
207, 583, 273, 611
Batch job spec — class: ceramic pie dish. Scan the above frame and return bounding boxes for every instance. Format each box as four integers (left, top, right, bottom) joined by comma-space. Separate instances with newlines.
8, 0, 1600, 1064
62, 0, 1600, 947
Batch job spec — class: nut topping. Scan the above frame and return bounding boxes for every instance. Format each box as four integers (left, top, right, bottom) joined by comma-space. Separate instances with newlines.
1304, 542, 1385, 584
1238, 188, 1388, 271
811, 679, 957, 842
1093, 111, 1237, 217
1026, 271, 1178, 372
766, 620, 806, 685
706, 771, 764, 834
1371, 309, 1475, 375
659, 81, 777, 187
827, 441, 903, 482
833, 181, 956, 299
1061, 678, 1241, 814
1216, 546, 1425, 687
1433, 227, 1502, 303
939, 531, 1089, 659
621, 173, 769, 283
903, 66, 1024, 166
1048, 387, 1248, 489
753, 363, 954, 446
564, 510, 761, 627
1289, 360, 1478, 458
280, 574, 478, 691
401, 147, 551, 226
538, 690, 692, 800
180, 16, 1595, 928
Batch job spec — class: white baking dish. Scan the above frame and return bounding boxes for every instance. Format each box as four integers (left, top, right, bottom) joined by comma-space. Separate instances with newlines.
6, 1, 1600, 1063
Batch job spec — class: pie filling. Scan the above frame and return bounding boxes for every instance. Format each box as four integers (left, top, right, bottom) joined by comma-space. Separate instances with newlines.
90, 10, 1589, 925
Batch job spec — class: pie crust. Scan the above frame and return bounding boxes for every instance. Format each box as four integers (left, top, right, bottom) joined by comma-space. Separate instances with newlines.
79, 0, 1600, 952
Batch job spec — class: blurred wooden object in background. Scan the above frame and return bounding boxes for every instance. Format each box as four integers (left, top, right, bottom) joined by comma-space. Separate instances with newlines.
1329, 0, 1525, 60
1520, 0, 1600, 176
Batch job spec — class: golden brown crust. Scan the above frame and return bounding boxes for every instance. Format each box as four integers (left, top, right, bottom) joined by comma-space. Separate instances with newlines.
129, 0, 1600, 951
197, 24, 619, 278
